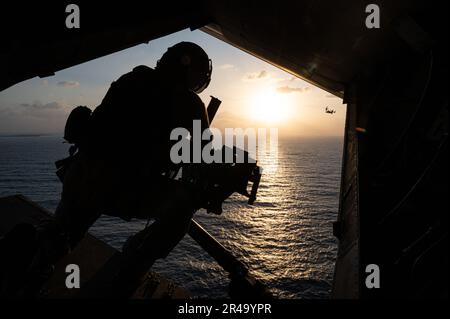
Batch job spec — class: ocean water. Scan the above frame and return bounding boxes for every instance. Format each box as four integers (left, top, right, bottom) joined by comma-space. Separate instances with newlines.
0, 135, 343, 299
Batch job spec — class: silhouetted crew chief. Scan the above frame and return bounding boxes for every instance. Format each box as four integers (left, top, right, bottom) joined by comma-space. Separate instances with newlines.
53, 42, 212, 274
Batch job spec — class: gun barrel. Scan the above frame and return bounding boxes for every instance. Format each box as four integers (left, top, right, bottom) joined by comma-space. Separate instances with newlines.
248, 167, 262, 205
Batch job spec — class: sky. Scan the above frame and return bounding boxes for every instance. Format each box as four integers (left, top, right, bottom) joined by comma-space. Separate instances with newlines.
0, 29, 346, 137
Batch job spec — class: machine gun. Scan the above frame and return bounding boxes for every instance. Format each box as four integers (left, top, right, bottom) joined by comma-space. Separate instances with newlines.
206, 96, 262, 207
192, 145, 262, 214
168, 96, 262, 213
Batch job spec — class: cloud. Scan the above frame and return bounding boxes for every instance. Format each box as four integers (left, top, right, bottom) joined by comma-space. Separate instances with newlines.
0, 101, 70, 134
57, 80, 80, 87
14, 101, 69, 119
20, 101, 64, 110
218, 64, 235, 70
243, 70, 269, 81
276, 86, 310, 94
326, 94, 338, 98
242, 70, 291, 83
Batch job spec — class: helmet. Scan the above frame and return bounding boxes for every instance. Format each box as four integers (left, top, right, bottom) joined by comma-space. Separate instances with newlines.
64, 105, 92, 145
156, 42, 212, 93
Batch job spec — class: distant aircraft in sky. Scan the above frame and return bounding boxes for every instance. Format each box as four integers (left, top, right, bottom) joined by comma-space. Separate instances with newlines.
325, 107, 336, 114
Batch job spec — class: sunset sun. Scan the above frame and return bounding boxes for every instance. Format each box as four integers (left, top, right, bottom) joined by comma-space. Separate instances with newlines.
249, 89, 294, 124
